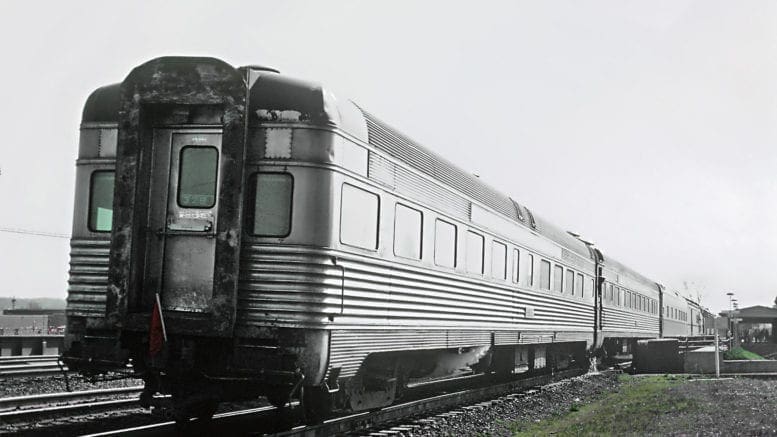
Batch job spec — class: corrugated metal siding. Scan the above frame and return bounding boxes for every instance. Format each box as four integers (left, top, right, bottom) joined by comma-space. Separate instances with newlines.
360, 110, 592, 261
362, 110, 516, 220
368, 152, 470, 221
663, 319, 691, 337
237, 245, 344, 326
66, 239, 110, 317
238, 244, 594, 377
601, 306, 660, 336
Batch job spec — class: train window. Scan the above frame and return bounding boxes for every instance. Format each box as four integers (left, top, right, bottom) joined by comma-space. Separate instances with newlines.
178, 146, 218, 208
250, 173, 293, 237
512, 249, 520, 283
616, 288, 621, 306
465, 231, 484, 274
525, 253, 534, 287
491, 241, 507, 279
340, 183, 379, 250
540, 259, 551, 290
88, 170, 115, 232
565, 269, 574, 294
394, 203, 423, 259
576, 273, 584, 298
434, 219, 457, 268
553, 265, 563, 293
587, 278, 594, 297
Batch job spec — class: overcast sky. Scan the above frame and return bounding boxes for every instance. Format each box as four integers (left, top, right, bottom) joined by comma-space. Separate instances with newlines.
0, 1, 774, 314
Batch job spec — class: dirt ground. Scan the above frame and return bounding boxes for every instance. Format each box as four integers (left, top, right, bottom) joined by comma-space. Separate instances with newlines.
651, 376, 777, 436
409, 373, 777, 436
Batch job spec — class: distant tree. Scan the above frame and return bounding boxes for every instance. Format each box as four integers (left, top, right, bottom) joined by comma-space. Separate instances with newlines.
773, 295, 777, 308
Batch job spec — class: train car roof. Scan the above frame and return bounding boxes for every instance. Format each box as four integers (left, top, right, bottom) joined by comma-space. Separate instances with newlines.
82, 83, 120, 123
79, 58, 607, 263
600, 255, 660, 291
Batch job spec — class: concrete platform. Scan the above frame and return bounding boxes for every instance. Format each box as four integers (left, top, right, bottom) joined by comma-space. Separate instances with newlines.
684, 345, 777, 374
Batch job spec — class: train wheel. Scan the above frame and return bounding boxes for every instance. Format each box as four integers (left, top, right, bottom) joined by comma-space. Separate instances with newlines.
302, 385, 332, 424
266, 389, 291, 408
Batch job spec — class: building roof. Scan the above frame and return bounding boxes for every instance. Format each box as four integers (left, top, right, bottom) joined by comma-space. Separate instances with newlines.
719, 305, 777, 322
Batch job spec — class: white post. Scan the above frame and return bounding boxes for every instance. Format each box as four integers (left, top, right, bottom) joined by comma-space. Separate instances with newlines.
714, 328, 720, 378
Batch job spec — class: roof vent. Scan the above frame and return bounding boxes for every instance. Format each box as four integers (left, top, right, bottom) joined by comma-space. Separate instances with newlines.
241, 65, 280, 74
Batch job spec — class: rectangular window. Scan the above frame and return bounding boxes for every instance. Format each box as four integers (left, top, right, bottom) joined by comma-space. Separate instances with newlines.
394, 203, 423, 259
465, 231, 484, 274
616, 287, 621, 306
512, 249, 520, 284
565, 269, 574, 294
576, 273, 584, 298
434, 219, 457, 268
540, 259, 551, 290
526, 254, 535, 287
587, 278, 594, 297
88, 170, 115, 232
178, 146, 218, 208
491, 241, 507, 279
553, 265, 563, 293
340, 184, 379, 250
250, 173, 293, 236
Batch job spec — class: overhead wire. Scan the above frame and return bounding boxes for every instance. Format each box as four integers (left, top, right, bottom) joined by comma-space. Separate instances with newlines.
0, 227, 70, 239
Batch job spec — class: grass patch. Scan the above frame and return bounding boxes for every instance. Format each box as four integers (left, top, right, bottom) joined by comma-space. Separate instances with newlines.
724, 346, 765, 360
511, 375, 696, 436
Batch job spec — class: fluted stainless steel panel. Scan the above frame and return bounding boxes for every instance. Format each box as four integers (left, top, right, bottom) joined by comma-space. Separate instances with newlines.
67, 239, 110, 317
368, 152, 470, 221
238, 244, 595, 377
601, 306, 660, 337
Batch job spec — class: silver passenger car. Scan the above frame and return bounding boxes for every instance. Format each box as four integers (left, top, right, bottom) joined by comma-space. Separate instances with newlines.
63, 56, 697, 423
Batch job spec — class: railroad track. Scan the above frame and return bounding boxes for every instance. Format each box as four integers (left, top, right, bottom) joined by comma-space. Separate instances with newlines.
81, 368, 589, 436
0, 355, 66, 377
0, 386, 144, 422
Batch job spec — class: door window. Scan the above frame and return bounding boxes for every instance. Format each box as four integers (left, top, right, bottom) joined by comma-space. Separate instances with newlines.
178, 146, 219, 208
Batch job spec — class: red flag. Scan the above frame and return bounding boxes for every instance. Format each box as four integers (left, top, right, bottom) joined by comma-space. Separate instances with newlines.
149, 296, 166, 357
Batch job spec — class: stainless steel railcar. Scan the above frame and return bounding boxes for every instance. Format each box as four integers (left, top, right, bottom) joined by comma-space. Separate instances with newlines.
63, 56, 701, 422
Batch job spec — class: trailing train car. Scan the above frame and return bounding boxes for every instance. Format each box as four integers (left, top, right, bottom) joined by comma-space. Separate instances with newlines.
598, 258, 661, 357
661, 288, 692, 337
686, 297, 705, 336
63, 56, 701, 423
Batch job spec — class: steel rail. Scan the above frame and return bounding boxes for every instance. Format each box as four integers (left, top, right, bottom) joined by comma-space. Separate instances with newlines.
80, 368, 589, 436
0, 355, 60, 363
0, 386, 143, 412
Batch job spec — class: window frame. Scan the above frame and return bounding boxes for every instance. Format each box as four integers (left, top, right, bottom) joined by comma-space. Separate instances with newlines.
512, 249, 520, 284
177, 145, 219, 209
247, 171, 294, 238
490, 240, 508, 280
433, 218, 457, 268
465, 230, 485, 275
87, 170, 115, 233
565, 268, 574, 295
540, 259, 551, 290
393, 202, 423, 260
339, 182, 380, 251
553, 264, 564, 293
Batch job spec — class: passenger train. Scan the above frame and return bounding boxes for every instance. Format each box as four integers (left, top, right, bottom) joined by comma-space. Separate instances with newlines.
63, 56, 712, 423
